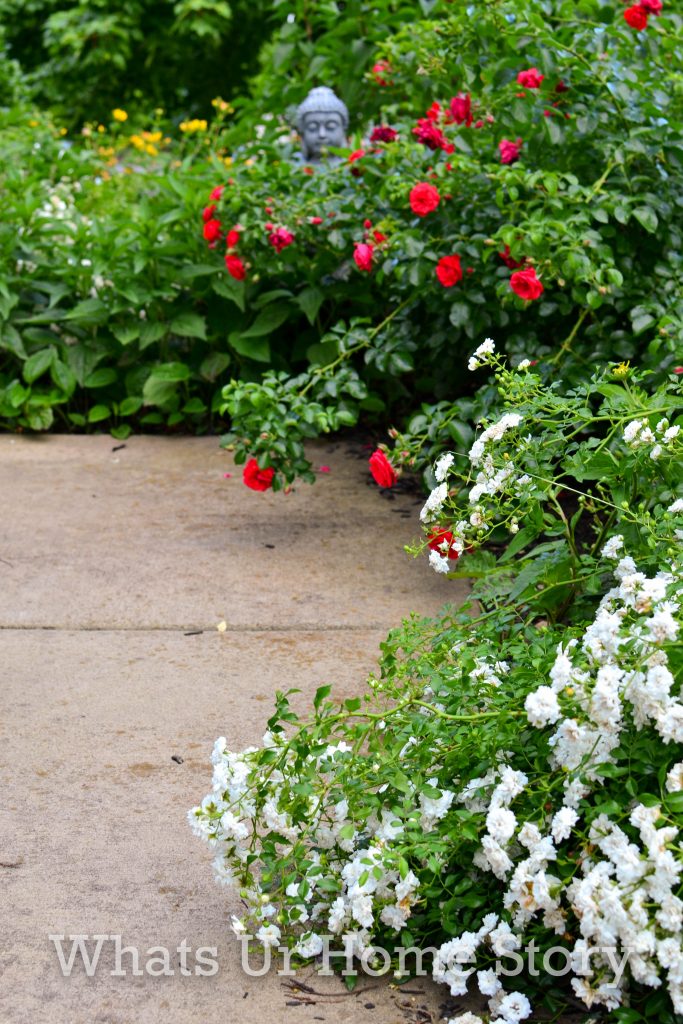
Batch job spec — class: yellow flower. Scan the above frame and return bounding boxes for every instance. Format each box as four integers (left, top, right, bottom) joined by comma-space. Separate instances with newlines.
59, 127, 68, 136
112, 109, 128, 122
29, 119, 39, 128
97, 124, 105, 133
613, 361, 631, 378
145, 143, 158, 156
223, 156, 233, 167
179, 118, 208, 134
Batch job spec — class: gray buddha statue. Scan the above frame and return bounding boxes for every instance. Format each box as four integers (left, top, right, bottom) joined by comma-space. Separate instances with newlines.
296, 87, 349, 162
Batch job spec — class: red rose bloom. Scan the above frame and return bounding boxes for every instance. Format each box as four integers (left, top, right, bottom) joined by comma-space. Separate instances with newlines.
368, 449, 397, 488
373, 230, 387, 244
203, 218, 222, 243
226, 228, 240, 249
555, 80, 569, 93
210, 185, 225, 201
225, 254, 246, 280
516, 68, 545, 89
448, 93, 473, 126
623, 4, 648, 28
640, 0, 662, 12
268, 227, 295, 253
674, 367, 683, 374
510, 267, 544, 300
370, 125, 398, 143
348, 149, 366, 163
409, 182, 441, 216
202, 203, 217, 223
413, 118, 451, 151
243, 458, 274, 492
427, 529, 460, 560
371, 60, 392, 86
353, 242, 374, 272
436, 254, 463, 288
498, 244, 525, 270
310, 216, 323, 225
499, 138, 522, 164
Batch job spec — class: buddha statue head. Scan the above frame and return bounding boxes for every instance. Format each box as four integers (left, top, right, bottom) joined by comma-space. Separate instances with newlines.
295, 86, 349, 162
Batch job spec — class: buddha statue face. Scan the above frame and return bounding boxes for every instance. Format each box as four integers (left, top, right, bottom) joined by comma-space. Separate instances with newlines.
295, 87, 349, 163
300, 110, 347, 161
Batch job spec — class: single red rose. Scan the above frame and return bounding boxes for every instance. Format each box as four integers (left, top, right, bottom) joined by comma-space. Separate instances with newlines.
436, 254, 463, 288
210, 185, 225, 201
555, 80, 569, 93
426, 102, 441, 122
510, 267, 544, 300
474, 119, 484, 129
413, 118, 452, 152
640, 0, 662, 12
623, 4, 648, 28
268, 227, 295, 253
226, 228, 240, 249
243, 458, 274, 492
203, 218, 222, 243
309, 216, 323, 225
348, 149, 366, 163
674, 367, 683, 374
409, 182, 441, 216
368, 449, 397, 488
371, 60, 392, 86
427, 529, 460, 560
499, 138, 522, 164
225, 254, 246, 280
370, 124, 398, 143
517, 68, 545, 89
202, 203, 217, 223
303, 166, 315, 175
363, 218, 373, 229
373, 230, 387, 244
448, 93, 473, 127
353, 242, 374, 272
498, 244, 525, 269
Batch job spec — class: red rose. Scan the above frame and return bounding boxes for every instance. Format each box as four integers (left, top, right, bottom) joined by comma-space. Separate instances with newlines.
370, 125, 398, 143
510, 267, 544, 300
448, 93, 472, 127
427, 529, 460, 560
368, 449, 397, 488
348, 149, 366, 163
363, 218, 373, 229
371, 60, 392, 86
210, 185, 225, 201
373, 230, 387, 244
303, 166, 315, 175
310, 216, 323, 225
640, 0, 662, 12
426, 102, 441, 122
243, 458, 274, 492
498, 244, 525, 270
353, 242, 374, 272
202, 203, 217, 223
225, 254, 246, 280
226, 228, 240, 249
674, 367, 683, 374
203, 218, 222, 243
555, 80, 569, 93
413, 118, 451, 151
436, 254, 463, 288
516, 68, 544, 89
623, 4, 648, 28
499, 138, 522, 164
409, 182, 441, 216
268, 227, 295, 253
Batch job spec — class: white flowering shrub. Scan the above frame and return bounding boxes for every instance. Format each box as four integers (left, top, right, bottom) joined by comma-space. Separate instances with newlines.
191, 352, 682, 1023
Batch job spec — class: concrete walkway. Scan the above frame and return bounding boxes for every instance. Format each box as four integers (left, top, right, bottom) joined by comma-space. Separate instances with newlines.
0, 435, 470, 1024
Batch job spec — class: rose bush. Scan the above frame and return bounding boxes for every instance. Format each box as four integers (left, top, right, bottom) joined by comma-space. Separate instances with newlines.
191, 352, 683, 1022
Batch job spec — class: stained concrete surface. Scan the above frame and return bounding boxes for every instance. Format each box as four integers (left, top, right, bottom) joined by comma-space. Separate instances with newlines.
0, 435, 470, 1024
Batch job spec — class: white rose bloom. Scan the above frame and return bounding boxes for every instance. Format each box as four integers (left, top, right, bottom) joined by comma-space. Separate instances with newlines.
551, 806, 579, 842
525, 686, 561, 727
496, 990, 532, 1022
666, 763, 683, 793
668, 498, 683, 513
601, 535, 624, 559
256, 923, 281, 948
435, 452, 455, 482
294, 932, 323, 958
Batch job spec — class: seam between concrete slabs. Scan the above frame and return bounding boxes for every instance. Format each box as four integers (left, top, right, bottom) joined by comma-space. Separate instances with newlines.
0, 623, 393, 632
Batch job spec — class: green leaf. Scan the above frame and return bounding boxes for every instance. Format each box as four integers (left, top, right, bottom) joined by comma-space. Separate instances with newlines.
50, 359, 76, 395
213, 275, 246, 311
23, 347, 55, 383
139, 321, 167, 350
110, 424, 132, 440
119, 396, 143, 416
633, 207, 658, 234
297, 286, 325, 325
0, 323, 26, 360
241, 303, 291, 339
148, 362, 191, 382
170, 311, 207, 340
26, 406, 54, 430
87, 404, 110, 423
142, 376, 179, 407
63, 298, 109, 325
111, 322, 141, 346
449, 302, 469, 328
229, 332, 271, 362
200, 351, 231, 381
84, 367, 118, 388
